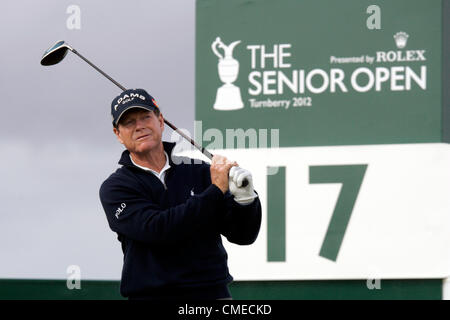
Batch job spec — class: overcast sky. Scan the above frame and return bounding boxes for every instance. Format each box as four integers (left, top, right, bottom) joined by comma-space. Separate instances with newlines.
0, 0, 196, 279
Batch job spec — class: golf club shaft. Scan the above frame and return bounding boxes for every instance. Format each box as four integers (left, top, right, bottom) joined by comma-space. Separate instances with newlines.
164, 119, 214, 159
71, 49, 127, 91
70, 48, 214, 161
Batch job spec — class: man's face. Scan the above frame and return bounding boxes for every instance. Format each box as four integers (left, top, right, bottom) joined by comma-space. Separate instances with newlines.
113, 109, 164, 155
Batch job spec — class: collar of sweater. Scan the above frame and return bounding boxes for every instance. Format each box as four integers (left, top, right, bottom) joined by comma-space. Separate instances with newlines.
118, 141, 177, 168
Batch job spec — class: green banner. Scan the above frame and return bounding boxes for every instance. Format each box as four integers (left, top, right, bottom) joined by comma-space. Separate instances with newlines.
196, 0, 443, 147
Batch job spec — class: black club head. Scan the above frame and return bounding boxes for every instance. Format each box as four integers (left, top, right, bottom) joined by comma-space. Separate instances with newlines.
41, 40, 72, 66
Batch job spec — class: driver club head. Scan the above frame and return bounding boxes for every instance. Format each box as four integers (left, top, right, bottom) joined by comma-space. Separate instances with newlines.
40, 40, 72, 66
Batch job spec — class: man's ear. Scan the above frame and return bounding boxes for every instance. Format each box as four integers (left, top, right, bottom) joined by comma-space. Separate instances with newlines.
159, 113, 165, 132
113, 127, 124, 144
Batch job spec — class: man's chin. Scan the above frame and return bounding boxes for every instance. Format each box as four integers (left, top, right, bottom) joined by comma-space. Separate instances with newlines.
134, 141, 160, 154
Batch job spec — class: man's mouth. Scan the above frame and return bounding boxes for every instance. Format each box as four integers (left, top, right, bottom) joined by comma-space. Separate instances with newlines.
136, 134, 150, 141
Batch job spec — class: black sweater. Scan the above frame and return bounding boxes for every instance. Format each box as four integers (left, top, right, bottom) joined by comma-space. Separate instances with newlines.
99, 142, 262, 299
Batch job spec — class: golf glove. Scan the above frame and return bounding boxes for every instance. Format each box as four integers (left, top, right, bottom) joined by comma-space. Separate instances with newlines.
229, 166, 258, 205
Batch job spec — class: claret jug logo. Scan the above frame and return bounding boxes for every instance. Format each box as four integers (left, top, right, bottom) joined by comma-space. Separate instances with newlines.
211, 37, 244, 111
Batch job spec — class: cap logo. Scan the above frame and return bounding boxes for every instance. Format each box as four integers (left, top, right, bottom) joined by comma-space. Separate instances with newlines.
113, 92, 147, 112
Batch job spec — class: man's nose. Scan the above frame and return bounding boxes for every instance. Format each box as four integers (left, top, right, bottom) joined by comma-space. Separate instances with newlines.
135, 118, 146, 130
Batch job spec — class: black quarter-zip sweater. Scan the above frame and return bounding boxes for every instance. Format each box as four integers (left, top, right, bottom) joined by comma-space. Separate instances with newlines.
99, 142, 262, 299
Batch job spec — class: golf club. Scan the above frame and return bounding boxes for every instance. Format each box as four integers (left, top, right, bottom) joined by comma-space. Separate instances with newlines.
40, 40, 248, 187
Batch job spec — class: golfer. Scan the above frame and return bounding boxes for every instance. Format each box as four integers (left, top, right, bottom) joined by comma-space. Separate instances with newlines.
99, 89, 262, 300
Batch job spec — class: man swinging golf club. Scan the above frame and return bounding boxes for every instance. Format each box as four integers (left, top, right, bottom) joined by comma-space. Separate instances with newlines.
99, 89, 262, 300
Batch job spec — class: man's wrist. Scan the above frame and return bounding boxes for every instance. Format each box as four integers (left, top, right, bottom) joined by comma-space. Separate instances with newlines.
211, 183, 227, 194
212, 183, 227, 194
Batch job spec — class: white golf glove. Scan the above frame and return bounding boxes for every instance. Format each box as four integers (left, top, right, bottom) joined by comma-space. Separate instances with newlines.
228, 166, 258, 205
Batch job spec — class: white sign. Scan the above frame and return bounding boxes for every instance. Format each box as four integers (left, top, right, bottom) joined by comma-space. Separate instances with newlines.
181, 143, 450, 280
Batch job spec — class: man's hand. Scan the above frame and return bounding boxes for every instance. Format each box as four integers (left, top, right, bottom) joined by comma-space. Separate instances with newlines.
210, 155, 238, 194
229, 167, 258, 205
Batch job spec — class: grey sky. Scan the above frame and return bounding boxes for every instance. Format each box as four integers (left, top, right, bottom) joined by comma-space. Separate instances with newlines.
0, 0, 196, 279
1, 0, 195, 143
